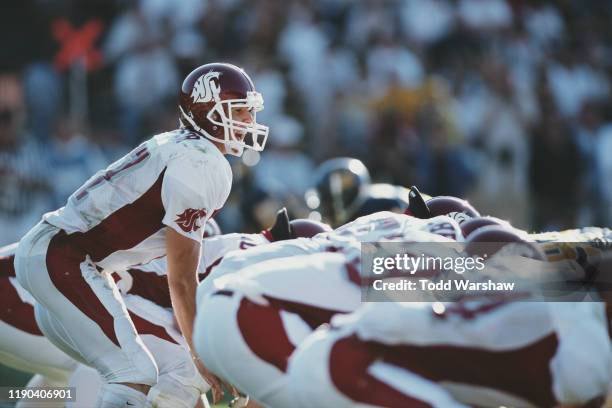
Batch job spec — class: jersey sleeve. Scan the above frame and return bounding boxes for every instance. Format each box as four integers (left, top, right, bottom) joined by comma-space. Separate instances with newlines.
161, 151, 231, 242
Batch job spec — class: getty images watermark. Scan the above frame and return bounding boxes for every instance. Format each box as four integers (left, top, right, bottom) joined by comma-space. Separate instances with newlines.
360, 241, 611, 302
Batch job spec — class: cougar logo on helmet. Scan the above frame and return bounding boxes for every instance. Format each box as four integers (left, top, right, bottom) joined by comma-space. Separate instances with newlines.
191, 72, 221, 104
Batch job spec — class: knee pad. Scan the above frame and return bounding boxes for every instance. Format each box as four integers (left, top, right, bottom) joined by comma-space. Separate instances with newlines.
146, 370, 209, 408
96, 383, 147, 408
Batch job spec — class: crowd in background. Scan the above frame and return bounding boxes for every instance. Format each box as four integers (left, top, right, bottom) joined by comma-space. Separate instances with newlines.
1, 0, 611, 246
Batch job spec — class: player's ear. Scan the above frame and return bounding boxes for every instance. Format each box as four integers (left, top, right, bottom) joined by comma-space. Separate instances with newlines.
266, 207, 292, 241
405, 186, 431, 218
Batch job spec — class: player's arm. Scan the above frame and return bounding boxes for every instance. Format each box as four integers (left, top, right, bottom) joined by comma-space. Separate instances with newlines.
166, 227, 224, 402
162, 153, 230, 403
166, 227, 200, 351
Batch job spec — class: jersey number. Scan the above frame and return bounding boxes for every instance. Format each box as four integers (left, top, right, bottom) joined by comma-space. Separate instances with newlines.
75, 145, 151, 200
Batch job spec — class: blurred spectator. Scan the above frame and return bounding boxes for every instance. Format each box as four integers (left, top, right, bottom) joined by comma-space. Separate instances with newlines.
457, 0, 513, 31
523, 3, 565, 49
0, 74, 52, 246
546, 51, 609, 119
529, 114, 581, 231
47, 116, 108, 208
23, 63, 63, 140
597, 125, 612, 225
278, 6, 329, 111
467, 58, 530, 228
400, 0, 455, 46
573, 101, 606, 226
104, 3, 179, 143
344, 0, 396, 49
2, 0, 611, 238
366, 34, 424, 96
252, 115, 314, 216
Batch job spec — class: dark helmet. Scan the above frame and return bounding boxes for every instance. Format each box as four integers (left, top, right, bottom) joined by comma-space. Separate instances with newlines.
349, 184, 410, 222
263, 208, 332, 241
465, 226, 544, 260
406, 186, 480, 225
179, 62, 269, 156
305, 157, 371, 226
461, 216, 511, 239
203, 218, 222, 238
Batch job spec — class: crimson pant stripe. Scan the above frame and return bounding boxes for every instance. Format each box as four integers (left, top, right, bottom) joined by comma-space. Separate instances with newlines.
129, 311, 178, 344
127, 268, 172, 308
262, 295, 344, 330
46, 230, 122, 345
46, 170, 166, 347
237, 295, 344, 372
125, 266, 211, 309
200, 257, 222, 281
329, 335, 432, 408
236, 297, 296, 372
0, 277, 43, 336
0, 255, 16, 278
381, 334, 558, 407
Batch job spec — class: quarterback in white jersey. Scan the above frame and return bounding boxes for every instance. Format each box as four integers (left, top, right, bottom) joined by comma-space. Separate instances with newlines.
289, 298, 611, 408
0, 244, 210, 408
15, 62, 268, 407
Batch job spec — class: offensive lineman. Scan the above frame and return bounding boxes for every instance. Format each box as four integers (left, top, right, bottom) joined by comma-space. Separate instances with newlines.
15, 62, 269, 407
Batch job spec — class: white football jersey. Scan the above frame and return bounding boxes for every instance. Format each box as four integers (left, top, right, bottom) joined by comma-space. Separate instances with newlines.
330, 211, 463, 243
196, 238, 362, 306
43, 129, 232, 271
200, 232, 271, 275
213, 251, 363, 314
332, 301, 611, 407
196, 212, 459, 305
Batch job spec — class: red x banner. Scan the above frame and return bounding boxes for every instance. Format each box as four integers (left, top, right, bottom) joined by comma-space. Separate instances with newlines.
52, 18, 104, 72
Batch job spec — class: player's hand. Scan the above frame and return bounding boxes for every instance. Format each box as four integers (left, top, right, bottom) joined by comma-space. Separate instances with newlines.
194, 357, 224, 403
220, 379, 240, 399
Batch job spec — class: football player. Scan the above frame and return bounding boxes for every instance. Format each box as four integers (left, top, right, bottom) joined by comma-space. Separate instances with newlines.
119, 209, 331, 309
15, 62, 268, 407
193, 214, 460, 407
305, 157, 411, 227
1, 241, 212, 408
195, 210, 462, 308
288, 299, 610, 408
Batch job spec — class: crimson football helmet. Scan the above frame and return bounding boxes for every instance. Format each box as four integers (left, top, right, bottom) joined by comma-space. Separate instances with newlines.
406, 187, 480, 224
289, 219, 332, 238
263, 208, 332, 241
179, 63, 269, 156
465, 226, 545, 260
460, 216, 512, 240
